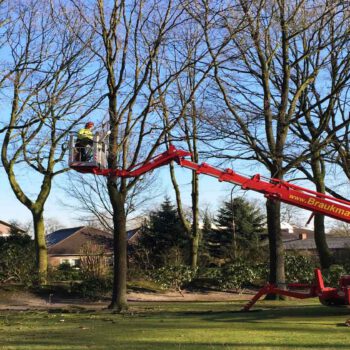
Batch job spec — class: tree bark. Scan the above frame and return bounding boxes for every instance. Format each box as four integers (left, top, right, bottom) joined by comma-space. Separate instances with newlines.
266, 198, 285, 287
32, 210, 48, 284
107, 181, 128, 312
311, 155, 333, 268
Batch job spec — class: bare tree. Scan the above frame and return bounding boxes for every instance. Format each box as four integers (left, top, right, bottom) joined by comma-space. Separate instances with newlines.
328, 222, 350, 237
194, 0, 348, 289
1, 0, 102, 282
287, 3, 350, 268
80, 241, 109, 279
0, 1, 17, 106
69, 0, 205, 311
327, 87, 350, 191
156, 17, 217, 269
280, 204, 304, 226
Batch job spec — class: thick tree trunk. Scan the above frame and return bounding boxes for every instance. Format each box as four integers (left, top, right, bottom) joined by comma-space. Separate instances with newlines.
314, 213, 332, 268
108, 181, 128, 312
266, 198, 285, 299
311, 155, 333, 268
32, 210, 47, 284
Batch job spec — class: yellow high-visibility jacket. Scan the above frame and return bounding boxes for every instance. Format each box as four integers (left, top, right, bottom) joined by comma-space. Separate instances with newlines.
77, 128, 93, 140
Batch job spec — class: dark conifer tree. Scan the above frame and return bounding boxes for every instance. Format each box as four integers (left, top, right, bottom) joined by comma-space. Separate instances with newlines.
199, 209, 214, 264
137, 197, 189, 267
211, 197, 266, 261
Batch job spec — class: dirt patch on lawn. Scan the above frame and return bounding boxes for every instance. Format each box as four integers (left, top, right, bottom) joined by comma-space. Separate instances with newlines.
0, 288, 252, 310
0, 289, 49, 310
128, 289, 252, 302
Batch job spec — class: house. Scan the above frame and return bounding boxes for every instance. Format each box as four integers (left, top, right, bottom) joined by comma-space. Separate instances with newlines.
47, 226, 113, 267
281, 221, 314, 240
282, 223, 350, 259
0, 220, 26, 237
284, 235, 350, 260
47, 226, 141, 267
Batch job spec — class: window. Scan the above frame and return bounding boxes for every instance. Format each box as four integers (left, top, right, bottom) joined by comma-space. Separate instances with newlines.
60, 258, 80, 267
72, 259, 80, 267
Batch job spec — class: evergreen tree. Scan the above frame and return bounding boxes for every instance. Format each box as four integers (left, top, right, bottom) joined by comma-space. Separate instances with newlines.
210, 197, 266, 261
136, 197, 189, 268
199, 209, 214, 265
202, 210, 213, 238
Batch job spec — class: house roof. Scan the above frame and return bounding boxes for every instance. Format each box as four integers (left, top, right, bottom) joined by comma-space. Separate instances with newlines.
46, 227, 84, 246
284, 237, 350, 250
47, 226, 113, 255
0, 220, 12, 227
0, 220, 25, 234
47, 226, 141, 256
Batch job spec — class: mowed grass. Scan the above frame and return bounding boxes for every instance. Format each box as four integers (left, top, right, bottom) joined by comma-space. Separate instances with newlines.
0, 299, 350, 350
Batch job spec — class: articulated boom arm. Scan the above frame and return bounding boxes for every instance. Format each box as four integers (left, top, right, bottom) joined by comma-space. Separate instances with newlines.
88, 146, 192, 177
177, 158, 350, 223
76, 145, 350, 223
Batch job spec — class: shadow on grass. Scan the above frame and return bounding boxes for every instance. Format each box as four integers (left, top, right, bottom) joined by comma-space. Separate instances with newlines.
132, 304, 350, 327
1, 305, 350, 350
2, 334, 350, 350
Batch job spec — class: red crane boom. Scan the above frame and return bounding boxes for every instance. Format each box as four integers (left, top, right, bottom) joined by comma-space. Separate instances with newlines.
70, 145, 350, 223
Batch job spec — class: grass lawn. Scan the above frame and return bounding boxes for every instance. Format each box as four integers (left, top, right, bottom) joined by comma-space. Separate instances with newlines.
0, 299, 349, 350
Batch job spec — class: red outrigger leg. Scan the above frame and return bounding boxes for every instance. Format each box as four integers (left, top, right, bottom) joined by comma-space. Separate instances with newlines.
241, 268, 350, 311
241, 283, 318, 312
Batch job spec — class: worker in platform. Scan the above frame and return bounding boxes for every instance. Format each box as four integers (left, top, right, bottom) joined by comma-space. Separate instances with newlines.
75, 122, 94, 161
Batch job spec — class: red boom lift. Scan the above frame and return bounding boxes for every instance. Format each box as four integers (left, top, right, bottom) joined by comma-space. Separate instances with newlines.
69, 142, 350, 310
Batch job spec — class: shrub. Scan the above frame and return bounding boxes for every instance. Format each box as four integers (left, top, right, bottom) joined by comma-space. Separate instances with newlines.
193, 262, 269, 291
221, 261, 258, 291
70, 243, 112, 299
251, 263, 269, 285
72, 276, 112, 300
0, 234, 36, 287
323, 264, 347, 287
197, 267, 223, 281
150, 265, 197, 291
194, 261, 266, 291
48, 264, 82, 282
189, 267, 223, 290
285, 254, 315, 283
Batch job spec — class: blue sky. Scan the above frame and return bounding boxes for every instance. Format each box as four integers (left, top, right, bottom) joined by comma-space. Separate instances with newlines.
0, 166, 78, 227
